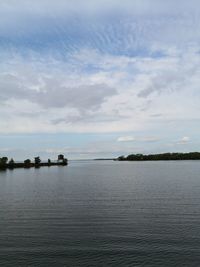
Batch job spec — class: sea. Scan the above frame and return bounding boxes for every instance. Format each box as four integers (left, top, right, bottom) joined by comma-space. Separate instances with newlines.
0, 160, 200, 266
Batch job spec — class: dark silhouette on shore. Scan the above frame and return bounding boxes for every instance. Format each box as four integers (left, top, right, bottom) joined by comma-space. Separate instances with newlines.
0, 155, 68, 170
116, 152, 200, 161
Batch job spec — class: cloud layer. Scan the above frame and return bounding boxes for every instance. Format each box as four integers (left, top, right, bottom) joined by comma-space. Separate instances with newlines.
0, 1, 200, 157
0, 47, 199, 134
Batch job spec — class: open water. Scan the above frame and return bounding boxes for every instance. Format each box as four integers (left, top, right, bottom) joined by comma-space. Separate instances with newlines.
0, 160, 200, 266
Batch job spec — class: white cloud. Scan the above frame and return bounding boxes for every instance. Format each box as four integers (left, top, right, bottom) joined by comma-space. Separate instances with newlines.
117, 136, 160, 142
117, 136, 136, 142
182, 136, 190, 142
167, 136, 191, 147
178, 136, 190, 145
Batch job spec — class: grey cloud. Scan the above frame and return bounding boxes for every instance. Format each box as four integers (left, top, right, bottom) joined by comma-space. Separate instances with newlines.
34, 82, 116, 110
0, 74, 26, 100
138, 67, 193, 98
138, 74, 176, 98
0, 73, 116, 111
150, 113, 163, 118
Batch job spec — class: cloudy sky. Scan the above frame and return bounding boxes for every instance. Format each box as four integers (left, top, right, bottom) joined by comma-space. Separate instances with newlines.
0, 0, 200, 159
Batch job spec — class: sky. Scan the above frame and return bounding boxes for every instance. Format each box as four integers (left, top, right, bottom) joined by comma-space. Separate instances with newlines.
0, 0, 200, 160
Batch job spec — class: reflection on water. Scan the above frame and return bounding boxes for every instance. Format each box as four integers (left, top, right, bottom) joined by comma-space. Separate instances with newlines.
0, 160, 200, 266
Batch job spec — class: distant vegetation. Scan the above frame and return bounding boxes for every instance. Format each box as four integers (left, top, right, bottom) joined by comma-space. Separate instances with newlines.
0, 155, 68, 170
116, 152, 200, 161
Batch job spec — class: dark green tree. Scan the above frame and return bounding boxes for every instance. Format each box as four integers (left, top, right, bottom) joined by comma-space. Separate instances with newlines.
34, 157, 41, 167
24, 159, 31, 168
63, 158, 68, 165
0, 157, 8, 170
48, 159, 51, 166
8, 158, 15, 169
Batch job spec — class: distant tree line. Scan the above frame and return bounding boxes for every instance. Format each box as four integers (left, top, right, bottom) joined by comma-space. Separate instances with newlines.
117, 152, 200, 161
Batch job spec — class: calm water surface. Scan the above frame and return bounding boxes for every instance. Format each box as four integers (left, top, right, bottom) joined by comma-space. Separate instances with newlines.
0, 160, 200, 266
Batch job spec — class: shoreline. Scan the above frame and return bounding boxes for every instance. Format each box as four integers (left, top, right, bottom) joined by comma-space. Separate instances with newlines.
0, 154, 68, 170
0, 161, 68, 170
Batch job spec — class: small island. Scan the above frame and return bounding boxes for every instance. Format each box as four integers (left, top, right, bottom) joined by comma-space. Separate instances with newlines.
116, 152, 200, 161
0, 154, 68, 170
